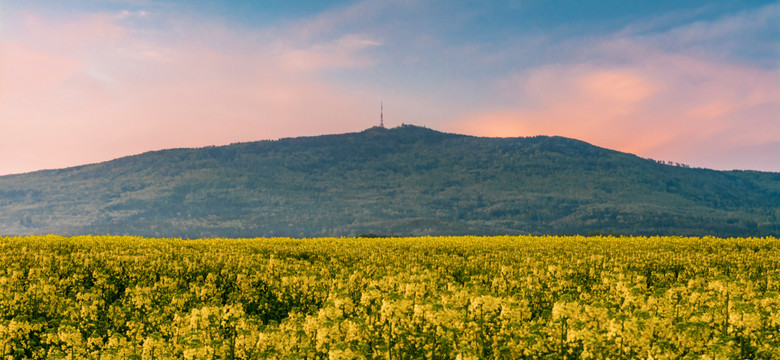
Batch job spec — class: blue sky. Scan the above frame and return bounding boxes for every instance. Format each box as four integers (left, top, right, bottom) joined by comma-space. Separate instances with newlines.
0, 0, 778, 174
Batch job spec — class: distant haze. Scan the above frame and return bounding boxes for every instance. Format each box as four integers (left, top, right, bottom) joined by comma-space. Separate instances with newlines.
1, 1, 778, 175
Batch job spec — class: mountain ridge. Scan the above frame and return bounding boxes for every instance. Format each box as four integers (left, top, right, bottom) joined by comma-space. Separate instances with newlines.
1, 124, 778, 237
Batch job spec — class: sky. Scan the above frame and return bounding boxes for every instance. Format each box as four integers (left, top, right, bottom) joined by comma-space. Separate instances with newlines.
0, 0, 778, 175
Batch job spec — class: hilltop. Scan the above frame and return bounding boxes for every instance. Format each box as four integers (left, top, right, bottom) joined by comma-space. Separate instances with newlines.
1, 125, 778, 237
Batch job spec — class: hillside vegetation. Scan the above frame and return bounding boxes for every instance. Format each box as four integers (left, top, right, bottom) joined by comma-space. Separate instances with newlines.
0, 125, 778, 237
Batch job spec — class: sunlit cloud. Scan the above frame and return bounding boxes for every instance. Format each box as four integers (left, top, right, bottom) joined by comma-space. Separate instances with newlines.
0, 8, 384, 175
452, 6, 779, 171
453, 52, 779, 170
115, 9, 150, 20
277, 34, 380, 71
0, 1, 777, 174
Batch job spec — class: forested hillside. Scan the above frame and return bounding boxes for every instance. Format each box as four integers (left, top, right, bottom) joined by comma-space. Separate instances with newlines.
0, 125, 777, 237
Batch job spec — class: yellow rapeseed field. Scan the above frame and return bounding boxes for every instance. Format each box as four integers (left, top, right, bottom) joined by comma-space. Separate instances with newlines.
1, 235, 778, 359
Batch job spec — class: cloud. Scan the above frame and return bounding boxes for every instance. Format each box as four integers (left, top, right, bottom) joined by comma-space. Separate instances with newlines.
336, 34, 381, 49
116, 9, 149, 20
276, 34, 381, 71
453, 51, 779, 170
0, 9, 383, 175
1, 1, 776, 175
18, 12, 127, 51
452, 6, 779, 171
639, 4, 778, 60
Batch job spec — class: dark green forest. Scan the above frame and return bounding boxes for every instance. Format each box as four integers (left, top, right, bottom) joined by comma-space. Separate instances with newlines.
1, 125, 778, 237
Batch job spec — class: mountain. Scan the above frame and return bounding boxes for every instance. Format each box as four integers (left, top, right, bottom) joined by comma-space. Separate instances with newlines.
1, 125, 778, 237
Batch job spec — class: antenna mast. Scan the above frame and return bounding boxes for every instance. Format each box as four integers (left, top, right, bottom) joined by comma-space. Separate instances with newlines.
380, 101, 384, 128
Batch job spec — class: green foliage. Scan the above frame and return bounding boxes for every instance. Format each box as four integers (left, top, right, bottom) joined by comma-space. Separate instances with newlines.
1, 235, 779, 359
0, 125, 778, 237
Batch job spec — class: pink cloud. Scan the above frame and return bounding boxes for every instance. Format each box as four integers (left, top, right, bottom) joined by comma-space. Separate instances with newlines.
0, 11, 382, 175
577, 69, 659, 105
1, 3, 776, 175
20, 12, 126, 52
0, 43, 80, 99
452, 42, 779, 170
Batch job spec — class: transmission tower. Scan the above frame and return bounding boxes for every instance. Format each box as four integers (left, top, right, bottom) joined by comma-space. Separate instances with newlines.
380, 101, 384, 128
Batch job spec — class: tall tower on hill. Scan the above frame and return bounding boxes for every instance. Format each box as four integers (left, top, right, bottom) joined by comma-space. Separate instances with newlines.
380, 101, 384, 128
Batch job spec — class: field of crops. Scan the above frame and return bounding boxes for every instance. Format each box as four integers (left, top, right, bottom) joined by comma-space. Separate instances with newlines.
1, 235, 779, 359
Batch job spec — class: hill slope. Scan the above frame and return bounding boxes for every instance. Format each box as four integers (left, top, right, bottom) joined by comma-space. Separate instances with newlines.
1, 125, 778, 237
